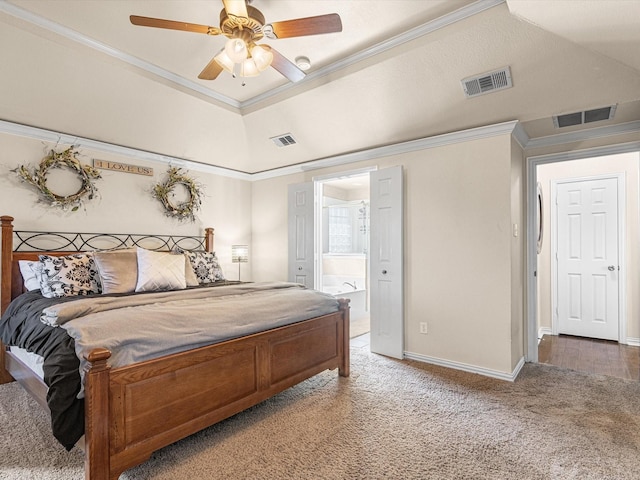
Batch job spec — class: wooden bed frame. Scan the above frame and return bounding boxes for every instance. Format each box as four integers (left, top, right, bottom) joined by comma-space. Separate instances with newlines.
0, 216, 350, 480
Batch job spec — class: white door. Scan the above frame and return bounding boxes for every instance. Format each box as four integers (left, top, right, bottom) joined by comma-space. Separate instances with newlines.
369, 166, 404, 358
555, 177, 619, 340
288, 182, 315, 287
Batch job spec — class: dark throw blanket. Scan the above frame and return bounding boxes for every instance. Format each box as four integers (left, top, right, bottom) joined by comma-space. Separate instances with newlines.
1, 291, 84, 450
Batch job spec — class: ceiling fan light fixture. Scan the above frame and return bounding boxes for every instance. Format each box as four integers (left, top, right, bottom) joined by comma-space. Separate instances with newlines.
240, 58, 260, 77
224, 37, 248, 63
214, 49, 235, 73
251, 44, 273, 72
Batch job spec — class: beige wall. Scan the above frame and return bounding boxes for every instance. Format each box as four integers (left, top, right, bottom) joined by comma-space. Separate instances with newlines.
0, 133, 253, 307
252, 133, 525, 376
536, 151, 640, 342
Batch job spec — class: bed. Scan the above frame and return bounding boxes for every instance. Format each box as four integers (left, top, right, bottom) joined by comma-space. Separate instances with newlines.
0, 215, 350, 480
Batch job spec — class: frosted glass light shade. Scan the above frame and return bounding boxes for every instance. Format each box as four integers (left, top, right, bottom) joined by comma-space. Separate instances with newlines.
224, 38, 248, 63
251, 45, 273, 72
240, 58, 260, 77
214, 49, 235, 73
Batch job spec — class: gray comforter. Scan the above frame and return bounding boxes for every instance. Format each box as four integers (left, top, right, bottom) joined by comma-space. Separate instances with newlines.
42, 282, 339, 393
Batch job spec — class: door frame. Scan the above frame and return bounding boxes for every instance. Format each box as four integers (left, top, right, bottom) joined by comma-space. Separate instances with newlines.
525, 142, 640, 362
313, 167, 377, 290
550, 173, 626, 341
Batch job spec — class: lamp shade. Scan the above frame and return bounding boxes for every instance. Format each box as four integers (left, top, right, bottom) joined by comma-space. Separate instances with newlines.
231, 245, 249, 263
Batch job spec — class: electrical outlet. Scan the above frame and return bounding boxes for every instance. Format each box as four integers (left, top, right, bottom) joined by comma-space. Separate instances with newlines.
419, 322, 428, 334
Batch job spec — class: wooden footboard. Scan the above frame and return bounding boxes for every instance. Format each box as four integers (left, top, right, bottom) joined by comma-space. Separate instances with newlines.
84, 301, 350, 480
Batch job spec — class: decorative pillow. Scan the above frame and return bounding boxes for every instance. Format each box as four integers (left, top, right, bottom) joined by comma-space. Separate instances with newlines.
93, 249, 138, 294
18, 260, 44, 291
135, 247, 186, 292
186, 251, 225, 284
183, 253, 199, 287
38, 253, 102, 298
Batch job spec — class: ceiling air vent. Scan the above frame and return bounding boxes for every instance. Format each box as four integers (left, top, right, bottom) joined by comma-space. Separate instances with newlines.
461, 66, 512, 98
553, 105, 617, 128
271, 133, 297, 147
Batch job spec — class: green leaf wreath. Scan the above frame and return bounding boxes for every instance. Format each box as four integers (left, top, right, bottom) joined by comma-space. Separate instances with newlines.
12, 146, 101, 212
152, 167, 203, 222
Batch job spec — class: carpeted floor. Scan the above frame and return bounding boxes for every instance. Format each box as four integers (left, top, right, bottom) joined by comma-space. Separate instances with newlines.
1, 342, 640, 480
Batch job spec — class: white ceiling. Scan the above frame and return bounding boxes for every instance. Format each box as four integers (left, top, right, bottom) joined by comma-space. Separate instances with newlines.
1, 0, 639, 174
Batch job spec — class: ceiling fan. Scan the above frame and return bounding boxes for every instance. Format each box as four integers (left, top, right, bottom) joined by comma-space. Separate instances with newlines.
130, 0, 342, 83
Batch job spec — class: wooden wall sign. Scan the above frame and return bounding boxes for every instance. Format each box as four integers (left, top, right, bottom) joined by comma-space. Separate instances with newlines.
93, 159, 153, 176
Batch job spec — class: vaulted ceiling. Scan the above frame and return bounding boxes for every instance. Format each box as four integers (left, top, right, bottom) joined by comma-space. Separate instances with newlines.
1, 0, 639, 174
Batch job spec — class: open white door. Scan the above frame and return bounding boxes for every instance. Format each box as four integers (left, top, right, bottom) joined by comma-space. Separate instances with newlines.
288, 182, 315, 287
369, 166, 404, 358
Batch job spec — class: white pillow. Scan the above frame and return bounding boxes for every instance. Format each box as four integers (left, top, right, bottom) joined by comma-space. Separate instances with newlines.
18, 260, 43, 291
135, 247, 187, 292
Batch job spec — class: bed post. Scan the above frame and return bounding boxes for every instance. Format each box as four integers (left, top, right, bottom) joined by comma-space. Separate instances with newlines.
338, 298, 350, 377
1, 216, 15, 385
1, 215, 14, 315
204, 227, 214, 253
84, 348, 113, 480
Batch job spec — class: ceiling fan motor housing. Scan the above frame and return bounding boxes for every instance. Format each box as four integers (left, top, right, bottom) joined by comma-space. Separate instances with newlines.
219, 5, 265, 41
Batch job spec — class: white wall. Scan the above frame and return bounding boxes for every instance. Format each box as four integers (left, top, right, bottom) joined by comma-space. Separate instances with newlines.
536, 152, 640, 342
252, 132, 525, 377
0, 132, 253, 307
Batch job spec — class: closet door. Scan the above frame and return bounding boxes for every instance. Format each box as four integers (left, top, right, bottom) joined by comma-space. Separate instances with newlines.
287, 182, 314, 287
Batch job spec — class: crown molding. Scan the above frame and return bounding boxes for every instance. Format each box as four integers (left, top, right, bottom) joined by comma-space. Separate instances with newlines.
524, 120, 640, 150
0, 119, 252, 180
4, 118, 637, 182
0, 0, 505, 114
251, 121, 521, 180
0, 0, 240, 110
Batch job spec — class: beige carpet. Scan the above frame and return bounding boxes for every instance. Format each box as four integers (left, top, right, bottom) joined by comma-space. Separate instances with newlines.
1, 343, 640, 480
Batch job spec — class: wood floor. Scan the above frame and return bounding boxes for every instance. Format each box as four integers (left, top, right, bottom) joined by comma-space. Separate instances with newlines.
538, 334, 640, 381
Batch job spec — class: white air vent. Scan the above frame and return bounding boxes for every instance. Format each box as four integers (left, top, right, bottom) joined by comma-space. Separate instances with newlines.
553, 105, 617, 128
461, 66, 512, 98
271, 133, 297, 147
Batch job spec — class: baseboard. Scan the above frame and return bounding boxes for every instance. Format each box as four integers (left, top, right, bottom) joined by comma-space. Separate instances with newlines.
538, 327, 553, 340
403, 351, 526, 382
626, 337, 640, 347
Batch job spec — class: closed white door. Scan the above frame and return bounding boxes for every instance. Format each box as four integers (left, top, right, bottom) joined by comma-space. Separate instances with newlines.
369, 166, 404, 359
287, 182, 315, 287
556, 177, 619, 340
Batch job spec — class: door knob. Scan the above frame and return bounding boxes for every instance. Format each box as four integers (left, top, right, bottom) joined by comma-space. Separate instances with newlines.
298, 266, 303, 271
607, 265, 615, 271
382, 270, 388, 275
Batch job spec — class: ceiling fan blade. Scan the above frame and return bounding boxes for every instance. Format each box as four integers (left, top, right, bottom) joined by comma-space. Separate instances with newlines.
198, 57, 224, 80
267, 46, 305, 83
222, 0, 248, 19
267, 13, 342, 39
130, 15, 221, 35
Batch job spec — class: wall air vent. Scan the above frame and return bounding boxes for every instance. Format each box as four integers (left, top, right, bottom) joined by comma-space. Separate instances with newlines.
271, 133, 297, 147
553, 105, 617, 128
461, 66, 512, 98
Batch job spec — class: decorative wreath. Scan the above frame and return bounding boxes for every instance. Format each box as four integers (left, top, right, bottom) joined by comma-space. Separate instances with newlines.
13, 146, 101, 212
152, 167, 203, 222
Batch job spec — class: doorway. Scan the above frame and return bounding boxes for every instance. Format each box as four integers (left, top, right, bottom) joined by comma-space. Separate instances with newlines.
316, 173, 371, 339
528, 149, 640, 380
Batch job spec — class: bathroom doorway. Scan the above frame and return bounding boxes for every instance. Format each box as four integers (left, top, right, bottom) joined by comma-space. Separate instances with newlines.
316, 172, 371, 338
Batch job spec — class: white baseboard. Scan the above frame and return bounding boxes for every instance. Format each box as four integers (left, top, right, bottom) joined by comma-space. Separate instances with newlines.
538, 327, 553, 342
403, 351, 526, 382
537, 330, 640, 347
